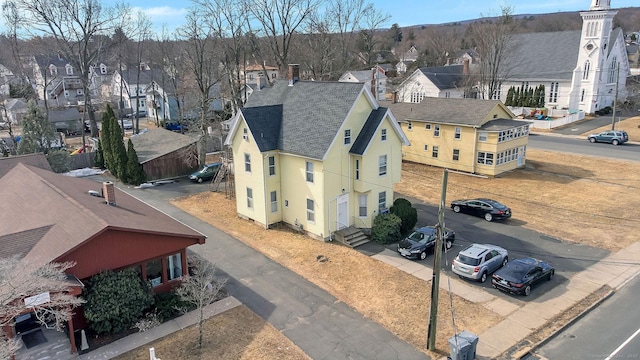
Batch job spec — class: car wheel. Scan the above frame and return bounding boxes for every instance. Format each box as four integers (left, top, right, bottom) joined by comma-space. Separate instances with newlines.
502, 257, 508, 267
420, 251, 427, 260
612, 139, 619, 145
484, 213, 493, 222
197, 178, 203, 183
548, 270, 554, 281
445, 240, 452, 250
480, 271, 488, 283
453, 205, 461, 213
589, 137, 596, 143
524, 285, 531, 296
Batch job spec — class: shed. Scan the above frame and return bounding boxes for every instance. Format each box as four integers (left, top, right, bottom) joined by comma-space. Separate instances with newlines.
129, 128, 199, 180
48, 108, 82, 134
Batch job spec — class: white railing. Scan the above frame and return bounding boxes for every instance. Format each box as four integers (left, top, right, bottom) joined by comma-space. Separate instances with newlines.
528, 111, 585, 129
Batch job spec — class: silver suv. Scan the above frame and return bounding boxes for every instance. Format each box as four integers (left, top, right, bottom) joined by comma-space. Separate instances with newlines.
452, 244, 508, 283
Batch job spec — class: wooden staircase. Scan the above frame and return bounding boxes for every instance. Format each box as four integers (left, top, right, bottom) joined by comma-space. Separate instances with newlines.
333, 226, 370, 248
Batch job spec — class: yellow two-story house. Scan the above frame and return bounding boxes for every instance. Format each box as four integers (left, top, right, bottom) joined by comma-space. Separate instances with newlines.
386, 97, 530, 176
225, 66, 409, 241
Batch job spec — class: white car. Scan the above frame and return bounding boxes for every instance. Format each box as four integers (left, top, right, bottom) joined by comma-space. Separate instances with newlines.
120, 119, 134, 130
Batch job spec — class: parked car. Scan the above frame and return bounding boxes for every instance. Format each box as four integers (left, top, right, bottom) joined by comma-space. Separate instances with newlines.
189, 163, 222, 183
452, 243, 509, 283
0, 121, 8, 130
397, 226, 455, 260
120, 119, 134, 130
492, 258, 555, 296
126, 109, 147, 118
587, 130, 628, 145
165, 121, 186, 132
450, 198, 511, 222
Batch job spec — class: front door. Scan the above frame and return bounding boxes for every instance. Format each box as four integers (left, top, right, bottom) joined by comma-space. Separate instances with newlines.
337, 194, 349, 230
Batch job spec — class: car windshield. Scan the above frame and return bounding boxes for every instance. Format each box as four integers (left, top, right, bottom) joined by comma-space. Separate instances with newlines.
457, 254, 481, 266
198, 167, 211, 174
407, 231, 425, 241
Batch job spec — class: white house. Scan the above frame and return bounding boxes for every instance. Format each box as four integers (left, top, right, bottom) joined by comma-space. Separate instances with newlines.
394, 60, 472, 102
339, 68, 387, 101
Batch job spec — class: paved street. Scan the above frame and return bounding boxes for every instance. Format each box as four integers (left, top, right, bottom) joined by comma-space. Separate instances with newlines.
524, 274, 640, 360
528, 134, 640, 162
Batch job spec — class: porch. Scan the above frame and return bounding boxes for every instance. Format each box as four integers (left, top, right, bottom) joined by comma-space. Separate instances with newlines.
15, 327, 77, 360
332, 226, 370, 248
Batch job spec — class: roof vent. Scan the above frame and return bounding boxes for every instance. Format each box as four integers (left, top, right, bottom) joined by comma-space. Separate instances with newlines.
88, 190, 101, 197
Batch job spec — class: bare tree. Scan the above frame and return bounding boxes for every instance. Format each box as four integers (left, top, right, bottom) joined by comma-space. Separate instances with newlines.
328, 0, 369, 69
1, 256, 84, 359
355, 6, 390, 65
130, 10, 154, 134
176, 254, 226, 351
247, 0, 320, 73
13, 0, 126, 137
471, 6, 517, 99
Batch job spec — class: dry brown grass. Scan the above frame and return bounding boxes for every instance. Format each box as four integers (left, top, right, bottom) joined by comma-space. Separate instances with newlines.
112, 305, 311, 360
173, 193, 501, 357
580, 115, 640, 140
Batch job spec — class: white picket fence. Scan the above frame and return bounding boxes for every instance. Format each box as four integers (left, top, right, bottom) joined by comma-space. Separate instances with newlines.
508, 107, 585, 129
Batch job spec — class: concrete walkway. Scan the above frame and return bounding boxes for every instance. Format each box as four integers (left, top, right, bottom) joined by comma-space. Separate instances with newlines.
374, 242, 640, 359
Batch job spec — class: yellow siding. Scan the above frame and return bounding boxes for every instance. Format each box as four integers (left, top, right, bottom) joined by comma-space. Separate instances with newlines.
264, 152, 282, 224
279, 155, 325, 237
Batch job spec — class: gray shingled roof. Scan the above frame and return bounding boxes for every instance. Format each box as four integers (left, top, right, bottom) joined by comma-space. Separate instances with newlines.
121, 69, 165, 86
345, 70, 373, 82
350, 107, 387, 155
0, 153, 52, 178
242, 105, 282, 152
129, 128, 198, 163
628, 43, 639, 54
478, 118, 531, 131
48, 108, 81, 123
243, 81, 365, 159
419, 64, 464, 90
503, 31, 581, 81
383, 98, 507, 127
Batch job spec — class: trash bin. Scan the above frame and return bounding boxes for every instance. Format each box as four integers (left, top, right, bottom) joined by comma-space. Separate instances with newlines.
456, 330, 478, 359
448, 336, 471, 360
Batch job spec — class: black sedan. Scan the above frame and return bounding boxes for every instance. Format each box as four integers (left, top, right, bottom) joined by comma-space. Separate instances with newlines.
491, 258, 555, 296
450, 198, 511, 222
397, 226, 455, 260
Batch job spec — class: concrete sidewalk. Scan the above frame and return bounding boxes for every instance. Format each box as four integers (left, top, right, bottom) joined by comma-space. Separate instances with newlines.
78, 297, 242, 359
374, 242, 640, 359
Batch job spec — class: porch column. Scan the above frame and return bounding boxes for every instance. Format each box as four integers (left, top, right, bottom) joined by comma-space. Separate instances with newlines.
68, 305, 77, 354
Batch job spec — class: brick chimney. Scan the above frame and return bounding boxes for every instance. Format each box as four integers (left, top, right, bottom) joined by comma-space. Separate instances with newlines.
392, 91, 398, 104
288, 64, 300, 86
102, 181, 116, 206
463, 59, 469, 75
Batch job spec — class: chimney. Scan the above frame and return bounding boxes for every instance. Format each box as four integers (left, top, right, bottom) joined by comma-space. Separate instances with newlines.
463, 59, 469, 75
445, 57, 451, 66
256, 76, 261, 91
288, 64, 300, 86
102, 181, 116, 206
392, 91, 398, 104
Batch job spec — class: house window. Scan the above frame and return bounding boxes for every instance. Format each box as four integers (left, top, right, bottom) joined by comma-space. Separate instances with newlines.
381, 129, 387, 141
432, 146, 439, 158
478, 131, 488, 142
358, 194, 367, 217
410, 92, 425, 103
580, 89, 586, 102
77, 89, 83, 95
407, 121, 413, 130
583, 60, 590, 80
100, 64, 107, 74
445, 91, 450, 98
268, 156, 275, 176
424, 144, 428, 151
244, 153, 251, 172
49, 65, 57, 75
434, 125, 440, 137
243, 128, 248, 140
492, 83, 502, 100
355, 159, 360, 180
166, 253, 182, 281
146, 258, 163, 287
425, 124, 431, 130
270, 191, 278, 213
66, 64, 73, 75
454, 127, 461, 139
306, 161, 314, 182
344, 129, 351, 145
477, 152, 494, 165
453, 149, 460, 161
306, 198, 315, 222
246, 187, 253, 209
549, 82, 559, 103
378, 191, 386, 210
608, 59, 617, 83
378, 155, 387, 176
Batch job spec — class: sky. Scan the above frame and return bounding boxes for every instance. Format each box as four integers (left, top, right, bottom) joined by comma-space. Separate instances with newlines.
120, 0, 640, 34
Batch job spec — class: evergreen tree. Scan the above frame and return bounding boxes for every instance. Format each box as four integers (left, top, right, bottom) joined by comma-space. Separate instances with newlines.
527, 88, 534, 107
538, 84, 546, 108
94, 139, 104, 169
125, 139, 146, 185
505, 87, 514, 106
101, 107, 114, 172
17, 100, 57, 155
110, 118, 128, 182
533, 86, 541, 107
514, 87, 521, 106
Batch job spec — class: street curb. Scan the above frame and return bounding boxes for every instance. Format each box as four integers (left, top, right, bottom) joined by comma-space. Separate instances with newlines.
514, 287, 615, 360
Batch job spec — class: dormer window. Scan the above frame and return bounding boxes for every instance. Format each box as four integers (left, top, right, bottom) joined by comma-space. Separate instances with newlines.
65, 64, 73, 75
49, 65, 57, 76
100, 63, 107, 74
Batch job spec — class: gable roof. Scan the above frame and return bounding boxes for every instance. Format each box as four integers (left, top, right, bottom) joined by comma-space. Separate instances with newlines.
0, 164, 205, 268
608, 28, 624, 57
120, 69, 165, 87
383, 97, 513, 127
504, 31, 581, 81
350, 107, 387, 155
242, 105, 282, 152
238, 81, 368, 159
129, 128, 198, 164
0, 153, 52, 178
340, 70, 373, 83
5, 98, 28, 111
418, 64, 464, 90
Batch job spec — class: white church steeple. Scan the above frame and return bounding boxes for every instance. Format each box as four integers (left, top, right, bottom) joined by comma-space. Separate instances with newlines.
590, 0, 611, 11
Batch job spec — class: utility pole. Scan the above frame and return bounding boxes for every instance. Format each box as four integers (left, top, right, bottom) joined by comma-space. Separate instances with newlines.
427, 169, 448, 350
610, 64, 620, 131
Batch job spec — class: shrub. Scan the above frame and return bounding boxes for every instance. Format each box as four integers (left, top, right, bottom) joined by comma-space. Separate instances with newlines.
133, 313, 161, 333
83, 269, 154, 334
390, 198, 418, 235
371, 213, 402, 244
46, 150, 71, 173
153, 292, 195, 322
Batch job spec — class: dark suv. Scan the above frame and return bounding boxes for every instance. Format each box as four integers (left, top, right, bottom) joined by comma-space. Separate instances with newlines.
587, 130, 629, 145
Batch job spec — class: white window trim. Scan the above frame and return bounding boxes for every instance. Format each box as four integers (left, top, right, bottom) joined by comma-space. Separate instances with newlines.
247, 187, 254, 210
378, 155, 387, 176
244, 153, 251, 173
268, 156, 276, 176
454, 127, 461, 140
358, 194, 368, 218
306, 161, 314, 183
270, 191, 278, 213
306, 198, 315, 223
